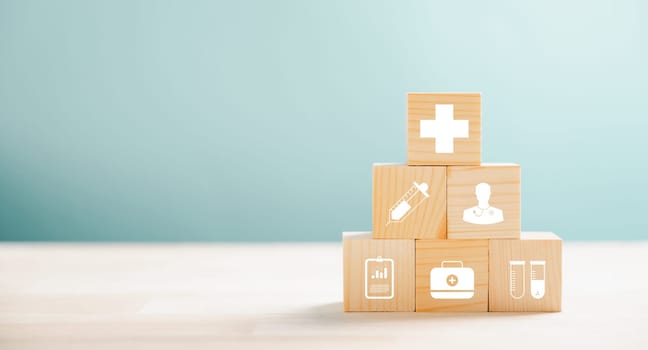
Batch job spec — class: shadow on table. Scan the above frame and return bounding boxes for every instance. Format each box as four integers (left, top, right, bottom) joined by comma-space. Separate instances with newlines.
299, 302, 546, 322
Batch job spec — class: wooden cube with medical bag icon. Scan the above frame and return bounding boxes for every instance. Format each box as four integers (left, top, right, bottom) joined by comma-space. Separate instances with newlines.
372, 163, 446, 240
447, 163, 520, 239
407, 92, 481, 166
343, 232, 415, 312
489, 232, 562, 312
415, 239, 489, 312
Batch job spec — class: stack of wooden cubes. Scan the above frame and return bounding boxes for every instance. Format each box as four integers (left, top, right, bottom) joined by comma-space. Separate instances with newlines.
343, 93, 562, 312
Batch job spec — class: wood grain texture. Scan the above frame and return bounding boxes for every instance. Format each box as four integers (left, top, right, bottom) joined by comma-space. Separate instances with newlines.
372, 164, 446, 240
415, 240, 488, 312
447, 164, 520, 239
407, 92, 481, 166
489, 232, 562, 312
343, 232, 415, 312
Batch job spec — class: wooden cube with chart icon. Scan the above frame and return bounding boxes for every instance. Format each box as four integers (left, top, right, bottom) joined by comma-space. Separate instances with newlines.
343, 232, 415, 312
447, 163, 520, 240
489, 232, 562, 312
372, 163, 446, 240
407, 92, 481, 166
415, 239, 489, 312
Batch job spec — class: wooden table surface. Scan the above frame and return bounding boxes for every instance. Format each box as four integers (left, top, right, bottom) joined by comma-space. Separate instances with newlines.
0, 242, 646, 349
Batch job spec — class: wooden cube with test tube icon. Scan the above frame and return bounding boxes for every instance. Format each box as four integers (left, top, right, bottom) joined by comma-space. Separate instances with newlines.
489, 232, 562, 312
372, 163, 446, 240
343, 232, 415, 312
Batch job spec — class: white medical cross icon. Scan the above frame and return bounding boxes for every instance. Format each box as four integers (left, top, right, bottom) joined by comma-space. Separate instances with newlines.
419, 104, 469, 153
447, 274, 458, 287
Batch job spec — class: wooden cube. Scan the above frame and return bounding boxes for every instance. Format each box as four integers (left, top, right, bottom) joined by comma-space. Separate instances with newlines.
415, 240, 488, 312
407, 93, 481, 165
343, 232, 415, 312
447, 163, 520, 239
489, 232, 562, 312
372, 164, 446, 240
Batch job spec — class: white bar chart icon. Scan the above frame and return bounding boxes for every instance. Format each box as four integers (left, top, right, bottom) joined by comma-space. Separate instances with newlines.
371, 267, 388, 279
364, 257, 394, 300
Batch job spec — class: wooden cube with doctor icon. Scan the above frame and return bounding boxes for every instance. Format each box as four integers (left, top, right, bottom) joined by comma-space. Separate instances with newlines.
372, 163, 447, 240
447, 163, 521, 240
343, 232, 415, 312
489, 232, 562, 312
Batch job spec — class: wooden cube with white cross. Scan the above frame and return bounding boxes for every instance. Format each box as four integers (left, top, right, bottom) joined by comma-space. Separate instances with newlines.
407, 93, 481, 165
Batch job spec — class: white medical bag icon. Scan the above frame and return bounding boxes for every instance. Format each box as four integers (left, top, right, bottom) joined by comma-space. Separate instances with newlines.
430, 260, 474, 299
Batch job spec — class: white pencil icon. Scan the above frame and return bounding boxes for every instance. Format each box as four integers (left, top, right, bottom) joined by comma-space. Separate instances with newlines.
386, 181, 429, 226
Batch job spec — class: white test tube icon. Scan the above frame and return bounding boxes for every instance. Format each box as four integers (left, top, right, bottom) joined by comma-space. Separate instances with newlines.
530, 261, 546, 299
386, 181, 430, 226
509, 261, 525, 299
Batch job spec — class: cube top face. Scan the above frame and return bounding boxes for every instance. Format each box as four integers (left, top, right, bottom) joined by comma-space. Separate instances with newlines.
519, 231, 561, 240
372, 164, 446, 240
343, 233, 415, 312
415, 240, 489, 312
343, 231, 372, 240
447, 164, 520, 239
489, 232, 562, 312
407, 93, 481, 166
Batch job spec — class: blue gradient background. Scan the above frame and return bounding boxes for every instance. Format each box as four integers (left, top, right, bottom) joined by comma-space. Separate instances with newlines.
1, 0, 646, 241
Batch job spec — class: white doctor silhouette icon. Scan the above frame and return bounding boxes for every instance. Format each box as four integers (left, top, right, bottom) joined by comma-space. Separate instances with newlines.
463, 183, 503, 225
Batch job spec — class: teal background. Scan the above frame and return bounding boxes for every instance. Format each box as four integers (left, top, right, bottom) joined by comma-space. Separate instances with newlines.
1, 0, 646, 241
